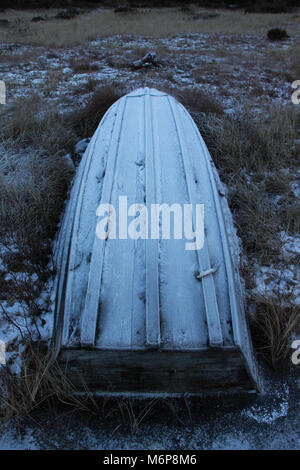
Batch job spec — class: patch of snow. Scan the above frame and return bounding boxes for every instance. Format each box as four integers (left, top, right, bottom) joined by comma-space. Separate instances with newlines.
253, 230, 300, 304
280, 231, 300, 259
0, 424, 38, 450
242, 383, 290, 424
254, 263, 299, 301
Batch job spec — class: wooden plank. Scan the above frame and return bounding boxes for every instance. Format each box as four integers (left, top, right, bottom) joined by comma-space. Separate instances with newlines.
54, 128, 101, 349
80, 98, 127, 347
58, 348, 254, 393
95, 96, 145, 348
150, 94, 207, 349
168, 97, 223, 347
172, 104, 233, 345
144, 89, 161, 348
188, 115, 243, 348
63, 106, 118, 348
60, 107, 116, 347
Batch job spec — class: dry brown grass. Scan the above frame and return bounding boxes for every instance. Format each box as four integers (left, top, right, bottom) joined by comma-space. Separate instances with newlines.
0, 342, 94, 426
172, 86, 224, 115
290, 42, 300, 77
105, 397, 161, 436
0, 7, 299, 46
65, 83, 128, 139
71, 77, 100, 95
69, 57, 100, 73
0, 48, 42, 65
0, 146, 73, 270
251, 295, 300, 369
229, 181, 280, 258
1, 92, 77, 153
266, 41, 300, 82
0, 341, 163, 435
196, 104, 299, 263
199, 104, 298, 174
280, 200, 300, 234
39, 70, 64, 97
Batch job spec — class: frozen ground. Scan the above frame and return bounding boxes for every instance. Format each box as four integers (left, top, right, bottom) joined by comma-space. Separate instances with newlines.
0, 33, 295, 113
0, 371, 299, 450
0, 27, 299, 449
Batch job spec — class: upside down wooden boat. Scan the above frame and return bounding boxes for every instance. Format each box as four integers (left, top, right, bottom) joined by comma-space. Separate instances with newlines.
51, 88, 260, 394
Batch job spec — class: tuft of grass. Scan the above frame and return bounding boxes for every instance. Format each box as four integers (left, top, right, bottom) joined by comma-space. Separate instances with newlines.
175, 86, 224, 116
279, 201, 300, 234
0, 147, 74, 270
198, 104, 298, 174
289, 42, 300, 77
195, 104, 299, 265
69, 57, 100, 73
65, 83, 128, 139
107, 397, 160, 436
268, 42, 300, 78
0, 341, 162, 434
71, 77, 99, 95
227, 180, 281, 259
251, 295, 300, 369
39, 70, 64, 97
1, 93, 77, 154
0, 342, 93, 426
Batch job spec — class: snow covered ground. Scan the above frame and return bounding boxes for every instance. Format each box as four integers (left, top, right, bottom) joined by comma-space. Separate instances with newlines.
0, 374, 299, 450
0, 17, 299, 449
0, 32, 295, 113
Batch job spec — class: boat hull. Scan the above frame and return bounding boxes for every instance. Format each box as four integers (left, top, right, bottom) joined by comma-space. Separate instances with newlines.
51, 88, 260, 393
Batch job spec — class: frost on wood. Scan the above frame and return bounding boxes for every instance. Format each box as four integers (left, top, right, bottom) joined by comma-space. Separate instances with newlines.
51, 88, 260, 393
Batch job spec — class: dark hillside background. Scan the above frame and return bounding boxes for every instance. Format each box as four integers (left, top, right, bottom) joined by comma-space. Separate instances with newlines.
0, 0, 298, 13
